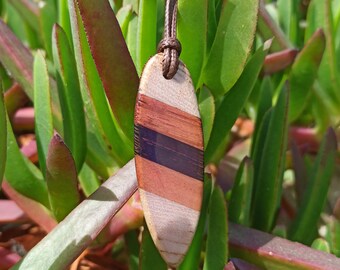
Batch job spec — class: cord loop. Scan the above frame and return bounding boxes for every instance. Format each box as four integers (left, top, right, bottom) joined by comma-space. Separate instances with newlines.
158, 0, 180, 80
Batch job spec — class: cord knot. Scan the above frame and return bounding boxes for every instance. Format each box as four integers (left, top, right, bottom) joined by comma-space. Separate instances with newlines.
157, 0, 180, 80
157, 38, 182, 55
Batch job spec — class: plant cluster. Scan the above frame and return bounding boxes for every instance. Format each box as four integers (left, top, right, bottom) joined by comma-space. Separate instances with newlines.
0, 0, 340, 269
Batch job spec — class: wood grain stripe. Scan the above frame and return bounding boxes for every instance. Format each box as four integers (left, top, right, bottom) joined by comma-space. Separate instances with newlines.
135, 94, 203, 150
139, 189, 200, 267
134, 125, 204, 181
136, 156, 203, 210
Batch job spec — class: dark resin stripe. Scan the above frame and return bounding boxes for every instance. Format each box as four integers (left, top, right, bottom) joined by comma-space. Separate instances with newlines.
135, 125, 204, 181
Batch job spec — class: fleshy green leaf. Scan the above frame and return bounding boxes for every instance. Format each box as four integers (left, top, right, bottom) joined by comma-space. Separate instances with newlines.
85, 132, 117, 179
251, 108, 273, 201
179, 176, 212, 270
257, 2, 291, 52
78, 163, 100, 197
0, 63, 12, 90
116, 4, 133, 38
136, 0, 157, 74
7, 0, 39, 32
125, 230, 140, 270
156, 0, 165, 43
0, 19, 34, 99
46, 134, 81, 222
39, 0, 58, 59
5, 118, 49, 208
328, 218, 340, 257
308, 0, 340, 111
4, 3, 29, 43
206, 0, 218, 53
289, 29, 326, 122
203, 0, 259, 97
0, 83, 6, 188
11, 159, 138, 269
60, 4, 117, 177
205, 43, 270, 163
177, 0, 207, 88
252, 86, 289, 232
0, 19, 62, 130
312, 94, 331, 134
33, 51, 53, 175
277, 0, 301, 46
311, 238, 331, 253
139, 224, 167, 270
229, 157, 253, 226
52, 24, 86, 172
203, 185, 228, 270
198, 87, 215, 149
250, 77, 273, 157
123, 0, 138, 12
288, 128, 337, 244
126, 13, 138, 64
69, 0, 134, 165
229, 222, 340, 269
58, 0, 72, 44
305, 0, 324, 41
76, 0, 139, 141
24, 21, 40, 49
291, 140, 308, 208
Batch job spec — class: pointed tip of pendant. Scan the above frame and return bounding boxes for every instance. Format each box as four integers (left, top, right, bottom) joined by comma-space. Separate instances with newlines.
162, 252, 184, 268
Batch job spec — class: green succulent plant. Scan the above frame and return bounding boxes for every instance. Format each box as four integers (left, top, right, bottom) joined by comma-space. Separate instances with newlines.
0, 0, 340, 269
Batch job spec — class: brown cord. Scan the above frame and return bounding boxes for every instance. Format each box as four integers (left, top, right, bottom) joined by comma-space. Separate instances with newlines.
157, 0, 181, 79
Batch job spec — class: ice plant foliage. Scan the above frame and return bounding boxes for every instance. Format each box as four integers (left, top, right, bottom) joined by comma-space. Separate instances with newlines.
0, 0, 339, 269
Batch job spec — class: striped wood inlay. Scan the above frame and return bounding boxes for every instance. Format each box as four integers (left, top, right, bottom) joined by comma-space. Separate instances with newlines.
135, 94, 203, 149
136, 155, 203, 211
135, 53, 204, 267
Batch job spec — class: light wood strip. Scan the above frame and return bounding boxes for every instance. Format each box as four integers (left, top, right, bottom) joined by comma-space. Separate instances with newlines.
136, 156, 203, 211
139, 53, 200, 117
139, 189, 200, 267
135, 94, 203, 150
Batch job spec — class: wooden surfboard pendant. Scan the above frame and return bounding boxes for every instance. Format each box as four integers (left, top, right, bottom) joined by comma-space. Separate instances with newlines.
134, 53, 204, 267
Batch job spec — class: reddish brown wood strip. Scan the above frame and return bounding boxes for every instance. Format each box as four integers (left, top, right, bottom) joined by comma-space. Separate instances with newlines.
135, 94, 203, 150
136, 155, 203, 211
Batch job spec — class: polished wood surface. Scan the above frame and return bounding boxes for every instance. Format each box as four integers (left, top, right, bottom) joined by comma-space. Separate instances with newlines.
135, 53, 204, 267
135, 94, 203, 149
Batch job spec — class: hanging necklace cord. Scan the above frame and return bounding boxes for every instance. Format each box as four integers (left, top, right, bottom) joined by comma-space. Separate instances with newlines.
157, 0, 181, 80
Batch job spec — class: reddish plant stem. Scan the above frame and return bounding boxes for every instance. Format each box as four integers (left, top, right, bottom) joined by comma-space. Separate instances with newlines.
281, 195, 296, 220
12, 107, 34, 133
19, 138, 38, 163
4, 83, 30, 119
0, 199, 28, 224
262, 49, 299, 75
289, 127, 320, 154
2, 181, 57, 233
0, 247, 21, 269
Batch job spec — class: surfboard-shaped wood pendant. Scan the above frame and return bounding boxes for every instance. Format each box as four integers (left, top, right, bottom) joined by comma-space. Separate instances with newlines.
134, 53, 204, 267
